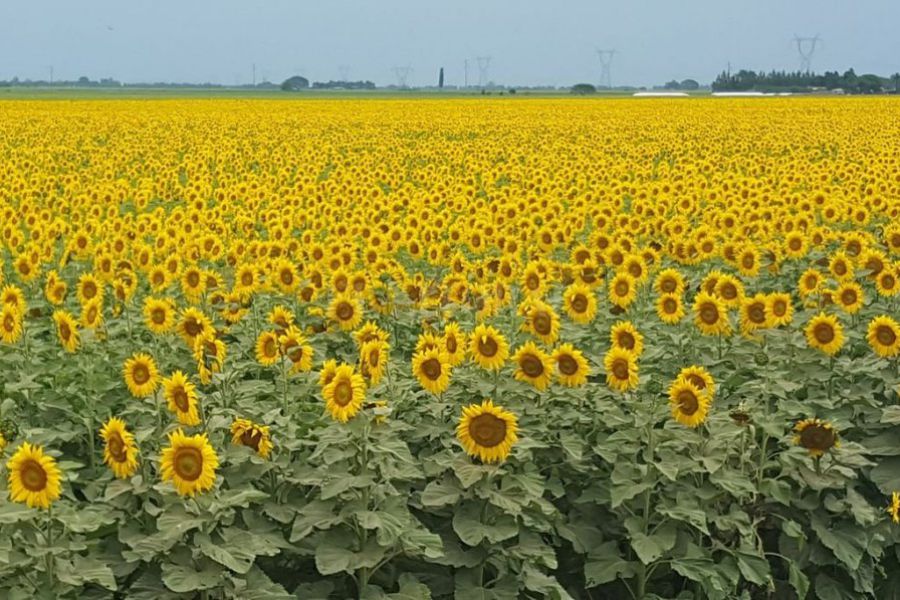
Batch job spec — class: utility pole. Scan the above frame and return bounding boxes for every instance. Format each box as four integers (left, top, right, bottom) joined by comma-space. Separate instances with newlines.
49, 65, 54, 85
252, 63, 256, 86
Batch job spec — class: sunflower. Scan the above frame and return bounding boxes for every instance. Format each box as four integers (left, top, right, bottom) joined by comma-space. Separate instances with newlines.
469, 324, 509, 371
512, 341, 554, 391
194, 331, 226, 385
828, 252, 854, 282
876, 269, 899, 297
668, 379, 710, 428
143, 297, 176, 334
656, 293, 685, 324
123, 353, 160, 398
804, 312, 844, 356
353, 321, 389, 346
676, 365, 716, 398
268, 305, 295, 334
360, 339, 389, 385
178, 307, 212, 347
766, 292, 794, 327
160, 429, 219, 497
76, 272, 103, 306
52, 310, 79, 353
604, 347, 639, 392
693, 292, 731, 336
867, 315, 900, 358
552, 343, 590, 387
319, 359, 339, 388
230, 418, 273, 459
456, 399, 518, 463
793, 418, 839, 457
888, 492, 900, 525
1, 284, 26, 315
442, 322, 467, 366
654, 268, 685, 296
519, 299, 560, 344
328, 293, 363, 331
163, 371, 201, 426
562, 283, 597, 324
608, 272, 637, 309
834, 281, 864, 314
80, 298, 103, 329
412, 348, 452, 395
798, 268, 823, 298
610, 321, 644, 356
99, 417, 139, 479
280, 326, 315, 373
6, 442, 62, 509
323, 364, 366, 423
739, 293, 769, 335
714, 275, 745, 308
0, 305, 23, 344
255, 330, 281, 366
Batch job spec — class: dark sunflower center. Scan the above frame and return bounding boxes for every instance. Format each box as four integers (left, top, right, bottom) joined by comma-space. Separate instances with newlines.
478, 336, 498, 358
748, 303, 766, 324
700, 303, 719, 325
840, 289, 857, 305
558, 354, 579, 375
240, 429, 262, 451
663, 298, 677, 313
83, 282, 97, 299
173, 447, 203, 481
520, 354, 544, 377
570, 294, 588, 313
20, 460, 48, 492
187, 272, 200, 286
813, 322, 835, 343
336, 302, 354, 321
421, 358, 442, 380
742, 255, 755, 269
876, 325, 897, 346
661, 278, 676, 293
526, 274, 540, 290
615, 281, 629, 296
185, 319, 202, 336
677, 390, 699, 416
107, 433, 128, 462
59, 321, 72, 340
333, 380, 353, 407
469, 413, 507, 448
834, 261, 846, 276
804, 275, 818, 289
789, 238, 802, 250
281, 270, 294, 285
353, 278, 365, 292
882, 274, 896, 289
445, 335, 457, 353
773, 300, 787, 317
132, 364, 150, 384
173, 387, 190, 412
264, 337, 277, 357
721, 284, 737, 300
532, 311, 552, 335
686, 374, 707, 390
800, 425, 835, 452
3, 314, 16, 331
368, 348, 380, 366
611, 359, 629, 380
618, 332, 635, 350
241, 272, 253, 286
151, 307, 166, 324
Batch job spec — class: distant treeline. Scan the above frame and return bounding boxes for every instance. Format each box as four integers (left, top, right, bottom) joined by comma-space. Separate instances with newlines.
712, 69, 900, 94
311, 80, 376, 90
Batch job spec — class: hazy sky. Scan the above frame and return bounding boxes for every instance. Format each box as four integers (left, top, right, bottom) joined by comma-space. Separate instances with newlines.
1, 1, 897, 87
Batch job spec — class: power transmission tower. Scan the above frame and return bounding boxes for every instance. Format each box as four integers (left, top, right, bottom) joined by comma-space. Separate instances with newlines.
596, 49, 616, 89
338, 65, 350, 82
464, 59, 469, 88
392, 66, 413, 88
794, 35, 820, 73
476, 56, 492, 87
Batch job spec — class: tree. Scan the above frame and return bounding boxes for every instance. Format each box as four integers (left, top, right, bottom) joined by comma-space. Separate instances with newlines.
856, 74, 883, 94
890, 73, 900, 93
680, 79, 700, 90
281, 76, 309, 91
663, 80, 680, 90
570, 83, 596, 95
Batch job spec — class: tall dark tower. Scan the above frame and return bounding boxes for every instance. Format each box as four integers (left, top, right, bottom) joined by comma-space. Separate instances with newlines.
439, 67, 444, 89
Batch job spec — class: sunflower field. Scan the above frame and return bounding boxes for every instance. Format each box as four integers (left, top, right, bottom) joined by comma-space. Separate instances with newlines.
0, 97, 899, 599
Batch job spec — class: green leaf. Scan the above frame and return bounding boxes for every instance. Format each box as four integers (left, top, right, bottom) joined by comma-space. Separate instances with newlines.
584, 541, 635, 586
809, 515, 865, 570
870, 456, 900, 495
735, 551, 770, 586
0, 502, 37, 524
197, 532, 255, 574
314, 541, 355, 576
788, 561, 809, 599
610, 481, 650, 508
629, 530, 672, 565
759, 478, 792, 506
421, 479, 461, 507
881, 406, 900, 424
452, 502, 485, 546
388, 574, 433, 599
161, 562, 223, 593
290, 500, 340, 542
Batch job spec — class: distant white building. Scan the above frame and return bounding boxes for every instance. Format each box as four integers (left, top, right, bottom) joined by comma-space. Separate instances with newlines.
632, 91, 689, 97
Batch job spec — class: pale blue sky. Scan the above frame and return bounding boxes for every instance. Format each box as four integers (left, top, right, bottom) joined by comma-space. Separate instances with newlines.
1, 1, 896, 87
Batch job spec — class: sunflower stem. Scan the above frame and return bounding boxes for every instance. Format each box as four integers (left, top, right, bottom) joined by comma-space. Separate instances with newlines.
280, 359, 290, 417
45, 505, 55, 588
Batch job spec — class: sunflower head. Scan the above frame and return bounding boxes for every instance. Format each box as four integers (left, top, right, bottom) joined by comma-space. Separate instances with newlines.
512, 341, 553, 391
123, 352, 160, 398
7, 442, 62, 509
160, 429, 219, 497
230, 418, 274, 459
668, 379, 710, 428
469, 324, 509, 371
804, 312, 845, 356
603, 347, 639, 393
867, 315, 900, 358
793, 418, 839, 457
412, 347, 452, 395
456, 399, 518, 464
100, 417, 139, 479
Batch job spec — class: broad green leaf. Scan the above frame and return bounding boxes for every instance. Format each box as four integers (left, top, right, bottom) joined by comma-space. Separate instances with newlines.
161, 562, 223, 593
421, 479, 461, 507
735, 551, 770, 586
